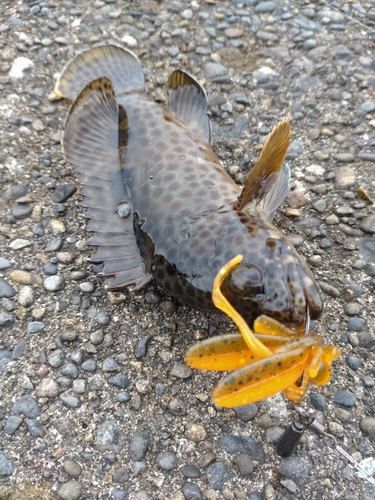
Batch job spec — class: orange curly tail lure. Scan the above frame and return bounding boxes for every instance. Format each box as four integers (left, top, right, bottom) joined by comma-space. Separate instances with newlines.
185, 255, 341, 407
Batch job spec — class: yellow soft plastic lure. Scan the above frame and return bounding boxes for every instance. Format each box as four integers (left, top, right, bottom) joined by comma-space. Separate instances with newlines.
185, 255, 341, 407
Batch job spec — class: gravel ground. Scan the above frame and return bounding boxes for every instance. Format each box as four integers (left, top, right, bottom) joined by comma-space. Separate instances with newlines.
1, 1, 375, 499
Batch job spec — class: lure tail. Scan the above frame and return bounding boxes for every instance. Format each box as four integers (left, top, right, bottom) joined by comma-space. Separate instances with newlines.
55, 44, 145, 100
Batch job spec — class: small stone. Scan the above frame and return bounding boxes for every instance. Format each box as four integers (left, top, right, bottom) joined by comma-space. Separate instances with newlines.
335, 167, 356, 188
64, 459, 82, 478
204, 63, 228, 80
170, 363, 192, 379
3, 416, 22, 435
156, 451, 178, 470
234, 404, 258, 422
108, 373, 129, 389
0, 277, 16, 298
129, 430, 149, 461
180, 464, 200, 478
333, 389, 356, 407
18, 286, 35, 306
360, 215, 375, 233
182, 483, 202, 500
103, 358, 120, 372
12, 394, 40, 418
310, 393, 327, 411
35, 377, 59, 398
206, 462, 231, 491
0, 258, 12, 270
181, 8, 193, 20
333, 153, 355, 163
12, 203, 32, 219
26, 419, 45, 438
344, 302, 362, 316
81, 359, 96, 372
237, 454, 254, 475
325, 214, 339, 225
44, 237, 63, 252
185, 423, 206, 442
360, 417, 375, 444
50, 220, 66, 234
60, 392, 81, 409
57, 480, 82, 500
279, 457, 309, 486
44, 276, 65, 292
9, 239, 31, 250
9, 270, 42, 286
254, 2, 276, 13
347, 317, 365, 332
218, 435, 265, 464
0, 312, 14, 327
51, 185, 75, 204
286, 191, 306, 208
0, 451, 14, 477
48, 350, 64, 368
27, 321, 45, 334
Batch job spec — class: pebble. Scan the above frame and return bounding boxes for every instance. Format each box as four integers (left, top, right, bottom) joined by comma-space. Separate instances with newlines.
237, 453, 254, 475
360, 417, 375, 444
57, 480, 82, 500
346, 355, 361, 371
12, 203, 32, 219
0, 312, 14, 327
344, 302, 362, 316
64, 459, 82, 478
234, 404, 258, 422
35, 377, 59, 398
218, 435, 265, 464
44, 276, 65, 292
0, 257, 12, 270
279, 457, 309, 486
108, 373, 129, 389
0, 277, 16, 298
185, 423, 206, 442
360, 215, 375, 233
48, 350, 65, 367
347, 317, 365, 331
3, 415, 22, 435
129, 430, 149, 461
335, 167, 356, 188
44, 237, 63, 252
182, 483, 202, 500
333, 389, 356, 407
9, 238, 31, 250
60, 392, 81, 409
102, 357, 120, 372
26, 419, 45, 438
9, 270, 42, 286
180, 464, 200, 478
27, 321, 45, 334
12, 394, 40, 418
156, 451, 178, 470
0, 451, 14, 477
18, 286, 35, 306
81, 359, 97, 372
170, 363, 192, 379
136, 336, 151, 358
206, 462, 231, 491
254, 2, 276, 14
204, 63, 228, 80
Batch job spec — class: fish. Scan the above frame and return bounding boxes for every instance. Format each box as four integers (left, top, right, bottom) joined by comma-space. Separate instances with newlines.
185, 255, 341, 407
55, 44, 323, 330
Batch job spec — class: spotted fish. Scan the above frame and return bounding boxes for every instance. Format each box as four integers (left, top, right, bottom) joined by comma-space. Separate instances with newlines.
55, 44, 323, 330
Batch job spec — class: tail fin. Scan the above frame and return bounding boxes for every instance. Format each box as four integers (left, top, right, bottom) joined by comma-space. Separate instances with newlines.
55, 44, 145, 101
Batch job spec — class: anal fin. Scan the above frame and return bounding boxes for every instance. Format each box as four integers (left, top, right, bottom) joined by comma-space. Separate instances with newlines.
63, 76, 152, 290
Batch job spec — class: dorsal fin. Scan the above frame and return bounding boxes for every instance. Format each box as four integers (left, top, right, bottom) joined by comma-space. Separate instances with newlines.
234, 119, 291, 211
166, 70, 212, 145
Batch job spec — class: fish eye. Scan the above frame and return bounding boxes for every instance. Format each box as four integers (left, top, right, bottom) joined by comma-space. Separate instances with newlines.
226, 264, 263, 296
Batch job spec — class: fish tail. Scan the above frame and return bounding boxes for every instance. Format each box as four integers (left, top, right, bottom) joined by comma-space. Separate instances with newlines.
55, 44, 144, 100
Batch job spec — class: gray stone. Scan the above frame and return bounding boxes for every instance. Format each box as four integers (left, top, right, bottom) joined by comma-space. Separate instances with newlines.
44, 275, 65, 292
0, 277, 16, 298
103, 357, 120, 372
0, 312, 14, 327
218, 435, 265, 464
182, 483, 202, 500
51, 183, 76, 202
206, 462, 231, 491
254, 2, 276, 13
3, 415, 22, 435
60, 392, 81, 408
27, 321, 45, 334
204, 63, 227, 80
35, 377, 59, 398
156, 451, 178, 470
95, 419, 124, 453
108, 373, 129, 389
129, 430, 150, 461
0, 257, 12, 270
334, 389, 356, 407
26, 418, 45, 437
57, 480, 82, 500
0, 451, 14, 477
48, 349, 65, 367
237, 453, 254, 475
12, 394, 40, 418
44, 237, 63, 252
360, 215, 375, 234
279, 456, 309, 486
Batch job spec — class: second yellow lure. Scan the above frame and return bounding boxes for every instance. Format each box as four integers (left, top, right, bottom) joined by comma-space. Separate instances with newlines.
185, 255, 341, 407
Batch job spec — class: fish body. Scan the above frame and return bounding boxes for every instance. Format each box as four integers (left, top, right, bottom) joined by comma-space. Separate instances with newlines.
56, 45, 323, 329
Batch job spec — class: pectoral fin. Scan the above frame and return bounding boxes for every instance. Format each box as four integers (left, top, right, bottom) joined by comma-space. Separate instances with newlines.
63, 77, 151, 291
235, 119, 291, 213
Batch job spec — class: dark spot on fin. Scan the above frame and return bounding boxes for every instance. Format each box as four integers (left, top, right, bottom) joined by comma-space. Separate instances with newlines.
166, 69, 212, 145
63, 76, 151, 291
235, 119, 291, 212
55, 44, 145, 101
118, 105, 128, 159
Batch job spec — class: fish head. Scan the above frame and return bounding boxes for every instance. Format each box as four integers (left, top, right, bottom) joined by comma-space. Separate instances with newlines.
220, 230, 323, 330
